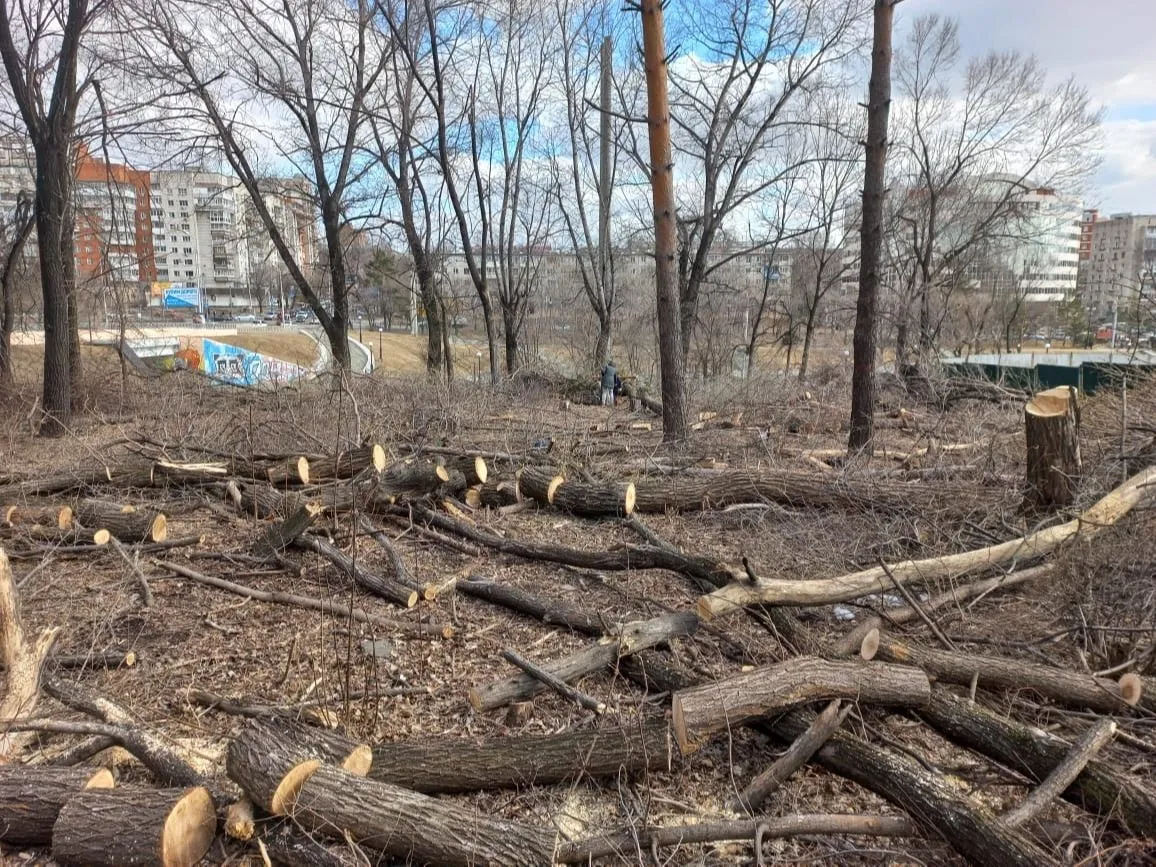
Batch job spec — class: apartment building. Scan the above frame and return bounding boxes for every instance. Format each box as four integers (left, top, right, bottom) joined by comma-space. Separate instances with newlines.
1077, 212, 1156, 318
149, 169, 252, 309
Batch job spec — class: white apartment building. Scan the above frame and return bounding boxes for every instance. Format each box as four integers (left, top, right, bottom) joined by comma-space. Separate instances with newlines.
1001, 187, 1081, 303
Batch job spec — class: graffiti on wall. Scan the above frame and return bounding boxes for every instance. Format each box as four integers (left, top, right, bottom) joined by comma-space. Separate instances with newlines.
200, 338, 306, 387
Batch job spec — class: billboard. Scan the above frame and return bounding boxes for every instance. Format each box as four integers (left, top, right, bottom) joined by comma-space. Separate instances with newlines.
163, 286, 202, 309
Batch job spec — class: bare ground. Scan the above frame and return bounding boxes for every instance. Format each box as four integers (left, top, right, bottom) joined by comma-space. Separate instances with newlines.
0, 360, 1154, 866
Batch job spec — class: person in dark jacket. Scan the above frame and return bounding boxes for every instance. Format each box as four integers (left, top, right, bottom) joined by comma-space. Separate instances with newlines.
599, 360, 617, 406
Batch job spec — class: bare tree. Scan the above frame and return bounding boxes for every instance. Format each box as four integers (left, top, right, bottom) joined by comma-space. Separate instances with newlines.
890, 14, 1101, 366
617, 0, 867, 366
0, 192, 35, 388
368, 1, 447, 377
848, 0, 898, 455
0, 0, 109, 432
551, 1, 620, 370
793, 101, 860, 380
134, 0, 387, 371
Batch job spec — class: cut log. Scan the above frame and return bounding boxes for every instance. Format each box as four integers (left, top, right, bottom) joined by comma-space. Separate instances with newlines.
0, 546, 60, 759
478, 479, 520, 508
864, 632, 1148, 713
2, 503, 73, 529
290, 764, 555, 866
619, 379, 663, 415
1024, 386, 1081, 512
226, 718, 372, 815
379, 459, 450, 499
517, 467, 564, 504
307, 445, 386, 481
252, 500, 322, 560
292, 535, 418, 608
266, 456, 311, 487
671, 657, 931, 755
519, 467, 637, 518
440, 454, 489, 485
699, 465, 1156, 616
631, 469, 999, 517
469, 611, 699, 712
0, 765, 114, 846
455, 574, 604, 635
920, 688, 1156, 837
52, 785, 216, 867
75, 499, 167, 544
368, 722, 673, 794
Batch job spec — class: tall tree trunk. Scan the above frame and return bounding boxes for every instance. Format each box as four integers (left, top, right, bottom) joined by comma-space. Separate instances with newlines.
639, 0, 688, 442
0, 272, 12, 388
894, 314, 909, 373
321, 210, 351, 371
438, 297, 454, 383
798, 306, 818, 381
478, 291, 499, 383
593, 312, 611, 371
62, 195, 81, 406
412, 257, 444, 377
503, 306, 519, 375
35, 147, 72, 436
848, 0, 895, 455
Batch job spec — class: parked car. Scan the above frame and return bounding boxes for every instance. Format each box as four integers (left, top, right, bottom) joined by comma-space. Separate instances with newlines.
235, 313, 258, 323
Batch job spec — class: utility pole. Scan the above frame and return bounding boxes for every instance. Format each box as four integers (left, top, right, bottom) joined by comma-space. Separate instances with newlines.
848, 0, 898, 456
598, 36, 613, 361
638, 0, 688, 442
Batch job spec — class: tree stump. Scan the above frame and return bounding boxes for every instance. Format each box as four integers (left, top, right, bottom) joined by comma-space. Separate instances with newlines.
0, 765, 114, 847
1024, 386, 1080, 512
52, 786, 216, 867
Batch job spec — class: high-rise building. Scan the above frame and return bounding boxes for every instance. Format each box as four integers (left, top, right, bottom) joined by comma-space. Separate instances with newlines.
1077, 213, 1156, 319
74, 144, 156, 291
148, 169, 250, 309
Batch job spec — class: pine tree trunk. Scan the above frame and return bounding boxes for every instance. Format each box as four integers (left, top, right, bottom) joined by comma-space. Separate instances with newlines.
848, 0, 895, 455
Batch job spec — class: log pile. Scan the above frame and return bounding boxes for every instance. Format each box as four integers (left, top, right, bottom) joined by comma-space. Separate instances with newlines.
3, 414, 1156, 867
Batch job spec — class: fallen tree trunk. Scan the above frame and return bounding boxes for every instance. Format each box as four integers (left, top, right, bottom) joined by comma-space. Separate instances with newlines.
401, 503, 743, 588
155, 559, 444, 638
920, 688, 1156, 838
671, 657, 931, 755
253, 500, 322, 561
226, 718, 372, 815
477, 479, 520, 508
75, 499, 167, 544
519, 468, 636, 518
469, 611, 699, 712
1024, 386, 1081, 513
556, 813, 915, 863
52, 785, 217, 867
292, 535, 418, 609
621, 651, 1050, 865
619, 379, 663, 415
0, 765, 114, 846
830, 563, 1056, 658
2, 503, 73, 529
306, 445, 386, 481
455, 574, 604, 635
864, 632, 1146, 713
369, 722, 674, 794
291, 764, 555, 866
699, 465, 1156, 616
630, 469, 999, 516
379, 460, 450, 500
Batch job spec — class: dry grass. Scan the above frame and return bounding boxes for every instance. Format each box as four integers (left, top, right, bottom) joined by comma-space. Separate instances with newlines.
224, 330, 320, 367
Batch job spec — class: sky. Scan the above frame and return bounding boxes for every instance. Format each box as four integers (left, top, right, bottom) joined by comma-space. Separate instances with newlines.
907, 0, 1156, 216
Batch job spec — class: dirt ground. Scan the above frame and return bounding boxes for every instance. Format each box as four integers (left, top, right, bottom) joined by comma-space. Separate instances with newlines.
0, 360, 1154, 866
